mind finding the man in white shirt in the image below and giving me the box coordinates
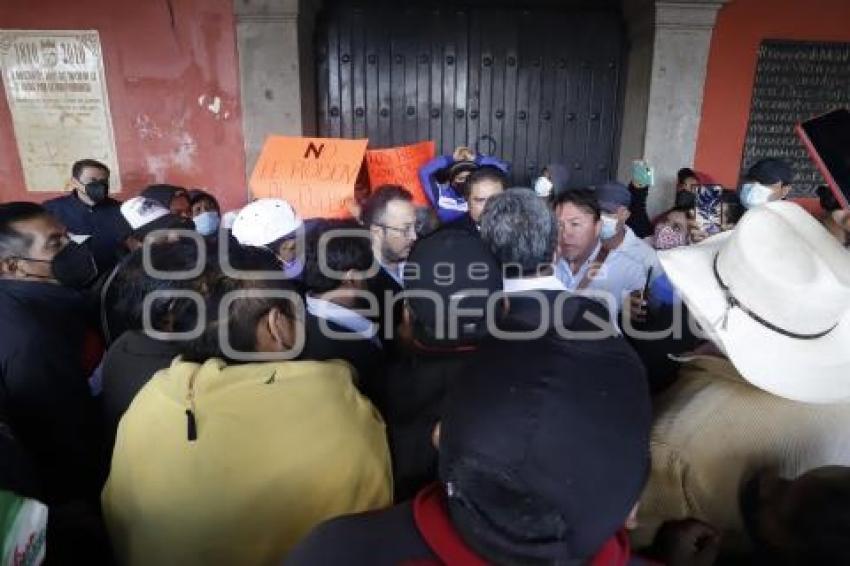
[553,188,646,316]
[479,189,616,339]
[596,182,663,283]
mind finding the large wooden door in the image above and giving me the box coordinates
[316,2,625,187]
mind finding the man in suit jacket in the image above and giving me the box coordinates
[361,185,418,346]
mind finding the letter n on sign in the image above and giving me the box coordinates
[304,142,324,159]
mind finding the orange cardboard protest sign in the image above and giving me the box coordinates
[250,136,368,218]
[365,140,435,206]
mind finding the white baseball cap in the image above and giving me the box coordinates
[120,197,170,231]
[231,198,303,247]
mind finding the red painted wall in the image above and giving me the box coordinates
[0,0,247,210]
[694,0,850,187]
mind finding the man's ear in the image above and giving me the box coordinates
[369,224,382,240]
[255,307,295,353]
[254,311,277,353]
[268,307,295,352]
[780,184,792,199]
[65,176,81,192]
[619,207,632,223]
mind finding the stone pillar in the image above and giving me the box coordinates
[619,0,730,217]
[234,0,321,179]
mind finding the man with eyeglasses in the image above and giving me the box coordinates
[361,185,418,348]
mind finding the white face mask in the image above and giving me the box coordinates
[533,176,554,198]
[600,215,619,240]
[739,182,775,209]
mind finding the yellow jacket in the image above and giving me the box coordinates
[102,358,392,566]
[635,355,850,550]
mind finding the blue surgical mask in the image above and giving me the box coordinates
[739,182,774,209]
[193,211,220,236]
[600,215,619,240]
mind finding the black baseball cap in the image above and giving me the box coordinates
[439,333,651,563]
[402,227,502,347]
[746,158,793,186]
[595,182,632,213]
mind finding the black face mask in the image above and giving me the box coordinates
[83,180,109,204]
[20,241,99,289]
[452,180,469,198]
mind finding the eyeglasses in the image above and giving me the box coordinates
[376,223,416,237]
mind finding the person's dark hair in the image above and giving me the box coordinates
[415,206,440,238]
[479,188,559,276]
[303,219,372,294]
[360,184,413,227]
[462,166,508,200]
[265,232,297,258]
[71,159,110,180]
[817,185,841,212]
[0,202,49,261]
[553,188,602,221]
[403,227,503,348]
[181,244,302,363]
[746,158,793,186]
[188,189,220,212]
[142,184,189,208]
[676,167,697,185]
[102,238,217,340]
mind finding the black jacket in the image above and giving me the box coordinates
[287,484,649,566]
[499,287,618,338]
[299,311,385,404]
[100,330,181,452]
[366,266,404,346]
[0,421,41,499]
[626,183,653,238]
[0,280,105,504]
[444,214,478,234]
[287,493,432,565]
[43,193,128,272]
[382,347,476,502]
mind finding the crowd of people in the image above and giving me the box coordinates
[1,148,850,565]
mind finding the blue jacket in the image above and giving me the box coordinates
[418,155,509,224]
